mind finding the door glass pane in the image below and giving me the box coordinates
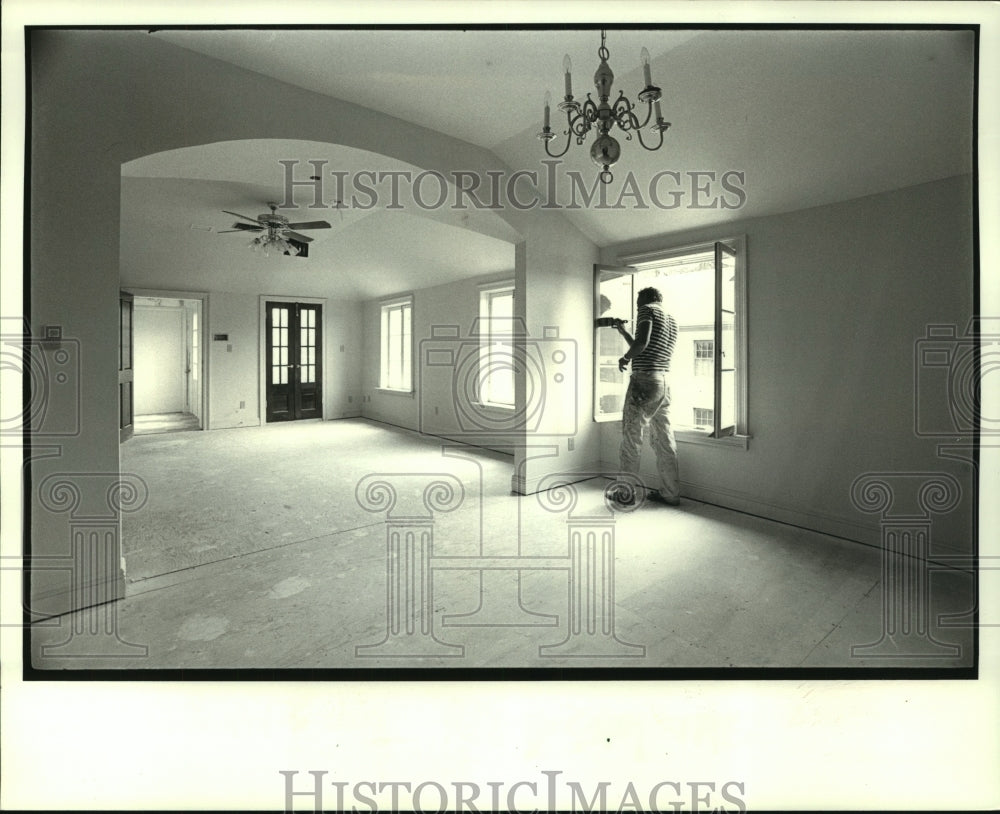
[120,300,132,371]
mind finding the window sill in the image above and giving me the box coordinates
[594,415,751,450]
[676,430,751,450]
[376,387,415,397]
[473,401,516,413]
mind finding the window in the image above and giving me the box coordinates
[693,407,714,429]
[478,284,515,407]
[693,339,713,376]
[594,237,748,445]
[380,298,412,391]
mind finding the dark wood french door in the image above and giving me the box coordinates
[265,301,322,422]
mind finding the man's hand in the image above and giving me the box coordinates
[618,356,629,372]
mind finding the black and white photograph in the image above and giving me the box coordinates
[2,0,998,811]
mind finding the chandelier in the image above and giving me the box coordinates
[249,219,300,257]
[538,29,671,183]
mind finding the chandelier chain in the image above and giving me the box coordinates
[598,29,609,61]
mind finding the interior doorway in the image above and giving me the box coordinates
[133,296,204,434]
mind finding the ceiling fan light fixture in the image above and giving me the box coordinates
[223,201,326,258]
[249,232,300,257]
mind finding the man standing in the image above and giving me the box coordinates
[612,286,680,507]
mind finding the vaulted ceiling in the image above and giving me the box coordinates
[121,27,974,299]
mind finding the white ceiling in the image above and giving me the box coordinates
[124,27,974,298]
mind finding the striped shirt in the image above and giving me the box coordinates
[631,303,677,372]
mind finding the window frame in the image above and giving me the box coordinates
[594,236,750,449]
[378,295,414,394]
[476,281,516,411]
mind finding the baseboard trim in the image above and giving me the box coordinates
[597,459,880,546]
[357,416,517,459]
[29,572,126,621]
[511,459,605,496]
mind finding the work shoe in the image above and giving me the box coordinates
[607,484,636,507]
[648,490,680,507]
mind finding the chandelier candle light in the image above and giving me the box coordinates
[538,29,671,183]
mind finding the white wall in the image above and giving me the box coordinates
[600,174,975,551]
[205,292,260,429]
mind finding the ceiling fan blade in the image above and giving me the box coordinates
[223,210,264,225]
[285,231,314,243]
[230,222,264,231]
[286,220,331,230]
[217,229,253,233]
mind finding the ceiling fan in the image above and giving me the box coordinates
[219,202,331,257]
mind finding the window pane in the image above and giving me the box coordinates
[389,305,400,339]
[380,301,412,390]
[721,248,736,314]
[595,273,633,417]
[487,343,515,405]
[380,308,389,386]
[721,312,735,372]
[720,309,736,432]
[635,251,714,430]
[720,369,736,432]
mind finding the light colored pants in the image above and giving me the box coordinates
[619,371,680,499]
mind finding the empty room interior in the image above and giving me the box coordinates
[26,27,978,672]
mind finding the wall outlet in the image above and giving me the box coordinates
[239,400,245,409]
[567,437,575,451]
[348,395,353,403]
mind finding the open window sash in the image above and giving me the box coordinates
[594,264,637,422]
[712,241,738,438]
